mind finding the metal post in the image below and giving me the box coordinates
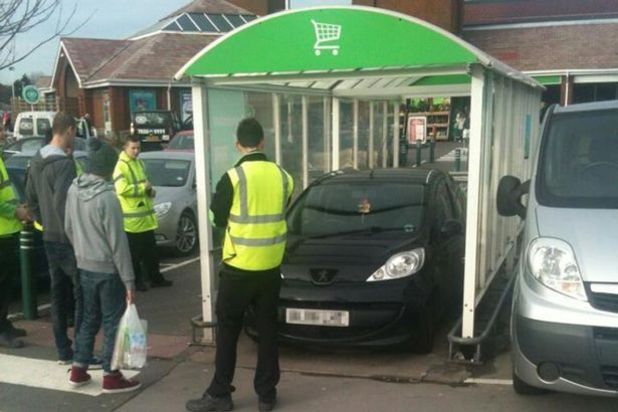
[415,139,422,167]
[20,224,37,320]
[302,96,309,188]
[273,94,282,165]
[332,97,340,171]
[429,137,436,163]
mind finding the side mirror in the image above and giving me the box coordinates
[497,176,530,219]
[441,219,463,238]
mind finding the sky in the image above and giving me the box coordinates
[0,0,351,85]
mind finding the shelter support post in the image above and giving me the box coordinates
[353,99,359,169]
[273,94,282,164]
[392,101,400,168]
[192,85,215,344]
[332,97,340,171]
[382,101,388,168]
[302,96,309,188]
[369,102,374,169]
[461,65,485,339]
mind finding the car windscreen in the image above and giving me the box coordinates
[537,109,618,208]
[287,182,424,237]
[168,134,194,150]
[133,112,172,128]
[141,158,190,187]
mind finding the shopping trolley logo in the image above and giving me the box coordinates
[311,19,341,56]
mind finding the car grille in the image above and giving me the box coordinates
[585,284,618,314]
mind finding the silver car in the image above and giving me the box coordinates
[140,151,198,256]
[498,100,618,397]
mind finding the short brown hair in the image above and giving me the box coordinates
[52,112,76,135]
[125,135,141,145]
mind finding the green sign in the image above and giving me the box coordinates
[22,85,40,104]
[180,8,478,78]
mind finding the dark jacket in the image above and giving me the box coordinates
[26,145,77,243]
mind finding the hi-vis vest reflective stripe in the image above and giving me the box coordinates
[113,152,157,233]
[34,159,83,232]
[0,158,22,236]
[223,161,292,271]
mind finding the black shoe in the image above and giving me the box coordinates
[151,279,173,288]
[259,397,277,412]
[136,283,149,292]
[186,394,233,412]
[0,332,24,348]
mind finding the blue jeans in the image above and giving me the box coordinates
[44,241,81,360]
[74,270,126,373]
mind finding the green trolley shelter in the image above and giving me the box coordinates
[175,6,543,357]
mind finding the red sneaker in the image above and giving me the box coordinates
[69,366,91,387]
[102,371,141,394]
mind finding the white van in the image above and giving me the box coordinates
[14,111,55,140]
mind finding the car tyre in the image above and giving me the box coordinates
[174,211,198,257]
[512,371,550,395]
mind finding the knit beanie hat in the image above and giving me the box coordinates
[88,138,118,177]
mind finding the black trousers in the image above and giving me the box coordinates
[126,230,165,286]
[207,265,281,402]
[0,234,19,334]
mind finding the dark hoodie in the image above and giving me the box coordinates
[26,145,76,243]
[65,174,135,290]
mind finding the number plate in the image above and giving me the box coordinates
[286,308,349,327]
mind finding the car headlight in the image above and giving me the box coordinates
[367,248,425,282]
[154,202,172,218]
[527,237,587,301]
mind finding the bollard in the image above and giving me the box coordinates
[429,138,436,163]
[455,148,461,172]
[415,140,422,167]
[20,224,38,320]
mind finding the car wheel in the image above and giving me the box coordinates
[174,211,198,256]
[512,371,550,395]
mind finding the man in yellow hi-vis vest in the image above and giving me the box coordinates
[186,119,293,412]
[0,156,30,348]
[113,136,172,291]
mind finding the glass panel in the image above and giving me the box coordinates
[245,91,275,160]
[280,95,303,197]
[163,21,181,31]
[225,14,245,28]
[357,101,370,169]
[339,100,354,169]
[373,102,386,168]
[242,14,257,22]
[191,13,218,32]
[207,14,233,32]
[307,96,327,183]
[176,14,199,32]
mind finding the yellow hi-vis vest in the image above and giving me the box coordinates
[0,158,22,236]
[113,151,157,233]
[223,161,293,271]
[34,159,84,232]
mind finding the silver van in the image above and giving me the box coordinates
[498,100,618,397]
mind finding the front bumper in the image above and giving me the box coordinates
[512,268,618,396]
[275,276,432,347]
[154,210,178,249]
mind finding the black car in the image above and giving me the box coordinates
[130,110,184,151]
[248,168,466,353]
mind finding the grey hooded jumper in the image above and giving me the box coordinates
[65,174,135,290]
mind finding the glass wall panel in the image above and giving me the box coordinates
[357,101,371,169]
[373,101,386,168]
[245,91,276,160]
[307,96,328,183]
[339,100,354,169]
[279,95,303,197]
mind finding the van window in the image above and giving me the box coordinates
[537,109,618,208]
[18,118,34,136]
[37,118,51,136]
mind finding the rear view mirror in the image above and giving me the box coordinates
[497,176,530,219]
[441,219,463,238]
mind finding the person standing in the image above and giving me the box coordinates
[66,138,140,393]
[0,156,30,348]
[186,118,293,412]
[25,112,91,364]
[113,136,172,291]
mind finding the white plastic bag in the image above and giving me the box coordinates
[111,304,148,370]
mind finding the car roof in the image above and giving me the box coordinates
[553,100,618,114]
[314,167,443,186]
[139,151,194,161]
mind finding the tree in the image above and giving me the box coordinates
[12,73,31,98]
[0,1,87,71]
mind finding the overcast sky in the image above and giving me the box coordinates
[0,0,352,84]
